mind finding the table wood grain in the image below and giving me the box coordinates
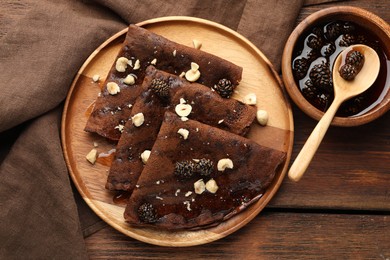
[85,0,389,258]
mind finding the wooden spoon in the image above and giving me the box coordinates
[288,44,380,182]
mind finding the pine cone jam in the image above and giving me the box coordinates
[291,20,389,117]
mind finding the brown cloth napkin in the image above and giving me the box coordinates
[0,0,303,258]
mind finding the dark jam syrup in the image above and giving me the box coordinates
[113,191,131,205]
[292,20,389,117]
[96,149,116,166]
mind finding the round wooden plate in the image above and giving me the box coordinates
[61,16,294,247]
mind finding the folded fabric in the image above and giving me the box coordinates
[0,0,304,258]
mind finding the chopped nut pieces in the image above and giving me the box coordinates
[217,158,233,172]
[151,58,157,65]
[106,82,120,95]
[175,103,192,117]
[86,149,98,164]
[183,201,191,211]
[114,124,125,133]
[92,74,100,82]
[181,116,189,122]
[243,93,257,105]
[177,128,189,140]
[140,150,151,164]
[256,110,268,126]
[194,179,206,194]
[133,59,141,70]
[192,39,202,49]
[185,62,201,82]
[131,112,144,127]
[173,49,177,57]
[115,57,129,72]
[123,74,136,85]
[205,179,218,193]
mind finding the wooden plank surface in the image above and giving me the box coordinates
[86,211,390,259]
[269,0,390,211]
[270,108,390,211]
[85,0,390,258]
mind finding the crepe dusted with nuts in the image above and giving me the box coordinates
[105,66,256,191]
[124,112,286,230]
[84,24,242,141]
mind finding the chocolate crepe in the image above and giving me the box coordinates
[124,112,286,230]
[84,24,242,140]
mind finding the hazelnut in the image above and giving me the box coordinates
[131,112,144,127]
[175,103,192,117]
[217,158,233,172]
[205,179,219,193]
[123,74,135,85]
[106,82,120,95]
[115,57,129,72]
[92,74,100,82]
[177,128,189,140]
[86,149,98,164]
[140,150,151,164]
[256,110,269,126]
[243,93,257,105]
[194,179,206,194]
[192,39,202,49]
[185,62,201,82]
[133,59,140,70]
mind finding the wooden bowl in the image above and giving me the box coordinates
[282,6,390,126]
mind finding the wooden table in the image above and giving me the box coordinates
[85,1,389,258]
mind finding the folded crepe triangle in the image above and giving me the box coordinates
[124,112,286,230]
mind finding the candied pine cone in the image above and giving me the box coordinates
[324,22,342,40]
[309,61,332,92]
[321,43,336,57]
[138,203,158,223]
[306,34,323,50]
[341,21,356,34]
[174,160,196,180]
[307,49,320,62]
[339,63,358,81]
[346,50,364,71]
[301,79,317,100]
[292,57,309,80]
[339,34,356,47]
[213,78,234,98]
[150,78,170,98]
[312,27,323,37]
[195,158,214,176]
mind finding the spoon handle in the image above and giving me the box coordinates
[288,98,343,182]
